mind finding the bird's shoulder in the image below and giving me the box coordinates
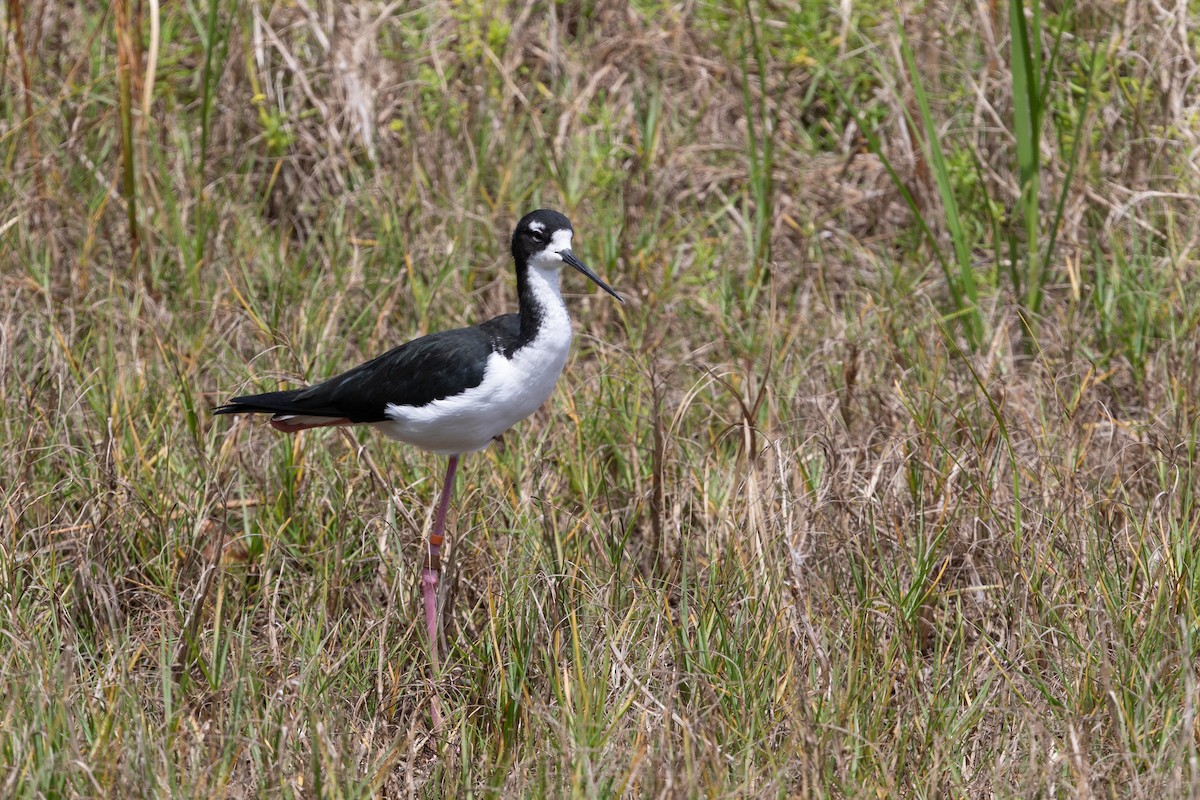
[475,313,521,354]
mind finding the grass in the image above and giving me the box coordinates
[3,0,1200,796]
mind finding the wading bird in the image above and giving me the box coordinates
[215,209,623,726]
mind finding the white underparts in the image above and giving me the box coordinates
[378,254,574,454]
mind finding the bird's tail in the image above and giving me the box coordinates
[214,390,352,432]
[212,389,306,416]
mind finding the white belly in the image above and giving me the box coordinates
[376,330,571,454]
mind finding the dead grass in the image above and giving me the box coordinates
[3,0,1200,796]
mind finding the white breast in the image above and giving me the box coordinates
[375,265,573,454]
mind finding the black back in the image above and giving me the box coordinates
[214,314,522,421]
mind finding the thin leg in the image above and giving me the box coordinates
[421,454,459,728]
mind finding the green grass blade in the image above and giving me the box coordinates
[1043,31,1101,276]
[899,30,983,348]
[1009,0,1043,316]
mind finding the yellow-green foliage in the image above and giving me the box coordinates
[2,0,1199,797]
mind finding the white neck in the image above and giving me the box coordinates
[525,264,571,336]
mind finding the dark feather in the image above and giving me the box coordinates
[214,314,522,422]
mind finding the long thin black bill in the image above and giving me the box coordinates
[561,251,624,304]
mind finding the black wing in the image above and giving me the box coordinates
[214,314,521,422]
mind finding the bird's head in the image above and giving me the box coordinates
[512,209,623,303]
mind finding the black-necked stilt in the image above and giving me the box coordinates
[215,209,622,726]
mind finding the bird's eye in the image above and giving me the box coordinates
[530,230,547,243]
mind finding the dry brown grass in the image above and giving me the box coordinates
[3,0,1200,796]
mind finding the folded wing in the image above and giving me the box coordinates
[214,317,519,427]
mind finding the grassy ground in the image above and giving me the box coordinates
[3,0,1200,796]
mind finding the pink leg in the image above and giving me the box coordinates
[421,454,459,728]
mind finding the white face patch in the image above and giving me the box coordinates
[549,228,573,255]
[528,220,545,234]
[527,228,575,272]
